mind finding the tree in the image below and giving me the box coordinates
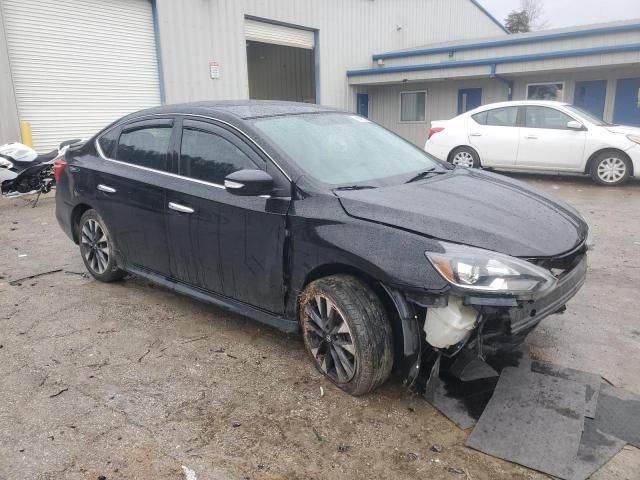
[504,0,549,33]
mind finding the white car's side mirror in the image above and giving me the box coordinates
[567,120,584,130]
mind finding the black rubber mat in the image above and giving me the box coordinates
[591,384,640,448]
[466,367,587,478]
[562,417,625,480]
[531,360,601,418]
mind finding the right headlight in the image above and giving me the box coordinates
[426,242,557,295]
[0,157,13,169]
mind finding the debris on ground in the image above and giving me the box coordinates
[430,444,444,453]
[9,268,63,286]
[423,345,640,480]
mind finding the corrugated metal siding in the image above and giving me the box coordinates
[0,3,19,145]
[245,19,314,49]
[154,0,506,109]
[1,0,161,150]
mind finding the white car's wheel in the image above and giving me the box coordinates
[450,147,480,168]
[590,151,631,186]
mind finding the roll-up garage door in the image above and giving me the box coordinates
[1,0,161,151]
[245,18,314,50]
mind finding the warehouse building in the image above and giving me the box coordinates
[0,0,639,151]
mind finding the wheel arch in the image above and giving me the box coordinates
[70,203,94,244]
[447,144,481,166]
[299,263,413,368]
[584,148,633,176]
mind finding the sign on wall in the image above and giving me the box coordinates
[209,62,220,79]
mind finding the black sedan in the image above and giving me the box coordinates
[55,101,588,395]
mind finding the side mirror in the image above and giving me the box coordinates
[224,169,273,196]
[567,120,584,130]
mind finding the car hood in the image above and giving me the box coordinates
[604,125,640,136]
[335,169,588,257]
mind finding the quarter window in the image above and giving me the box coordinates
[400,91,426,122]
[483,107,518,127]
[98,128,119,157]
[116,127,172,170]
[180,128,258,185]
[525,106,575,130]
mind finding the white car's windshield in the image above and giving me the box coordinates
[252,113,445,187]
[565,105,612,126]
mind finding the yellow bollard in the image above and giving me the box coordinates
[19,121,33,147]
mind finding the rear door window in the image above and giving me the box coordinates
[116,126,173,170]
[484,107,519,127]
[179,127,259,185]
[525,106,575,130]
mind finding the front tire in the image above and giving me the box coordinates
[590,151,631,186]
[449,146,480,168]
[299,275,394,396]
[78,209,125,282]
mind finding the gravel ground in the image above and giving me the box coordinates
[0,174,639,480]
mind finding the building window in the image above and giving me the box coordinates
[400,91,426,122]
[527,82,565,101]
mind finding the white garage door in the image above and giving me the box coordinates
[245,18,315,50]
[1,0,161,151]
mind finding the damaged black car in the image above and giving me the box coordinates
[55,101,589,396]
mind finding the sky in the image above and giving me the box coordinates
[479,0,640,29]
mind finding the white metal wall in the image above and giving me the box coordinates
[1,0,161,151]
[0,3,19,145]
[154,0,506,110]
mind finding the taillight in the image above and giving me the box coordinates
[428,127,444,139]
[53,157,67,182]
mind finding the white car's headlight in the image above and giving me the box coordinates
[426,243,557,295]
[627,134,640,145]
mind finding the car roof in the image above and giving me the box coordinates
[468,100,571,113]
[127,100,342,121]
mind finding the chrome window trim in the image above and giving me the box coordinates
[94,112,293,186]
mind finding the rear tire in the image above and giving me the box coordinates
[299,275,394,396]
[449,146,480,168]
[78,209,125,282]
[590,151,631,186]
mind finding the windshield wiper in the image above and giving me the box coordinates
[333,185,377,191]
[405,167,446,183]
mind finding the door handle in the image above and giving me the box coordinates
[524,135,538,140]
[97,184,116,193]
[469,132,482,137]
[168,202,194,214]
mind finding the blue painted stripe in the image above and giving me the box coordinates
[348,43,640,77]
[468,0,509,35]
[372,22,640,61]
[150,0,166,104]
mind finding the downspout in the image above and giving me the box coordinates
[490,64,513,101]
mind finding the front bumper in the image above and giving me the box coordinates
[471,252,588,351]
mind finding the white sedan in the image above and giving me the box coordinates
[425,100,640,186]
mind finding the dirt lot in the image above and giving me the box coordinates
[1,174,639,480]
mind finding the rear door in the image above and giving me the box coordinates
[165,118,290,313]
[516,106,586,170]
[468,106,520,166]
[94,119,174,275]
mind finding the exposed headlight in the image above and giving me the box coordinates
[426,243,557,295]
[627,134,640,145]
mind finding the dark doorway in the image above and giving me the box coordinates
[246,41,316,103]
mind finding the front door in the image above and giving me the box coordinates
[613,77,640,126]
[516,106,586,170]
[574,80,606,120]
[357,93,369,118]
[165,118,289,313]
[458,88,482,114]
[94,119,174,275]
